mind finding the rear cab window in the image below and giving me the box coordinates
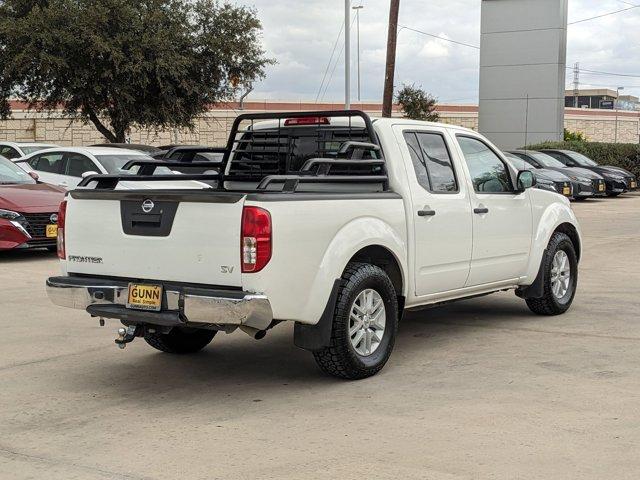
[227,124,381,179]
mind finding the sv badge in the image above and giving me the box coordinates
[220,266,235,274]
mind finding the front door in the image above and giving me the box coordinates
[395,126,473,296]
[455,134,532,286]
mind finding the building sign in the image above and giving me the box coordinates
[599,100,614,109]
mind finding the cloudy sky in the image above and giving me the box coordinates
[234,0,640,104]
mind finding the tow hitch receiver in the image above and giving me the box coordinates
[115,325,141,349]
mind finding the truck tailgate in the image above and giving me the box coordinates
[64,192,244,286]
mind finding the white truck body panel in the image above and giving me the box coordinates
[53,116,582,329]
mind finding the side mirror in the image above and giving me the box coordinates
[28,171,39,181]
[516,170,536,192]
[81,171,99,179]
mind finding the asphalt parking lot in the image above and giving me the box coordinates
[1,194,639,480]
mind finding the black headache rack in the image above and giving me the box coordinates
[77,110,389,192]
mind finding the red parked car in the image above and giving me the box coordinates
[0,155,65,251]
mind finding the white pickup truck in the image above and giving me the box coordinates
[46,111,582,379]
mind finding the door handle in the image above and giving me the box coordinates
[418,209,436,217]
[474,207,489,214]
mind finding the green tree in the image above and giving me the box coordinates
[0,0,273,142]
[396,84,439,122]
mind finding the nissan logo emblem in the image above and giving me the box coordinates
[142,199,155,213]
[50,213,58,224]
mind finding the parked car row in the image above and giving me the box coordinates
[505,149,637,201]
[0,141,222,251]
[0,135,637,254]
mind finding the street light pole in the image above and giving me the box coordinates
[345,0,351,109]
[353,5,364,102]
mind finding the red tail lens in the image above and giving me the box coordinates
[57,200,67,259]
[241,206,272,273]
[284,116,330,126]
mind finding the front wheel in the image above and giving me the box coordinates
[144,327,216,354]
[526,232,578,316]
[313,263,399,380]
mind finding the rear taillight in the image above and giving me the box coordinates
[241,206,271,273]
[57,200,67,259]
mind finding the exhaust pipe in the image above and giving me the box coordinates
[239,325,267,340]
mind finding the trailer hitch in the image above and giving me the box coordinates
[115,325,141,349]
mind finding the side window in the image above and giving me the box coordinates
[65,153,98,177]
[457,136,513,193]
[545,151,571,166]
[403,132,458,193]
[416,133,458,192]
[0,146,20,159]
[30,153,64,174]
[403,132,430,189]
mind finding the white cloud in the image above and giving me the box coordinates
[233,0,640,103]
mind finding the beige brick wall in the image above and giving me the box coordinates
[564,117,640,144]
[1,107,638,146]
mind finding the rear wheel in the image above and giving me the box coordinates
[313,263,398,380]
[144,327,216,354]
[526,232,578,316]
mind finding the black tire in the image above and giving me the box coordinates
[144,327,216,354]
[526,232,578,316]
[313,263,398,380]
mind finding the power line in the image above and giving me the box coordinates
[397,25,480,50]
[580,68,640,79]
[315,23,344,103]
[569,5,640,25]
[320,14,357,102]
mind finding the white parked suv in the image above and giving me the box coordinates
[0,141,59,159]
[46,111,582,379]
[16,147,156,190]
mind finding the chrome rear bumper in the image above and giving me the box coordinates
[46,276,273,331]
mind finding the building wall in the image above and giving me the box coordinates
[0,102,638,147]
[479,0,569,149]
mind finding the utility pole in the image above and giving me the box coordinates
[345,0,351,109]
[573,62,580,108]
[615,86,624,143]
[382,0,400,117]
[353,5,364,102]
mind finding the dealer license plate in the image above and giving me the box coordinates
[46,224,58,238]
[631,181,637,189]
[563,186,571,196]
[127,284,163,311]
[599,183,605,192]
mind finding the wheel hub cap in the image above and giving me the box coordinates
[349,289,386,357]
[550,250,571,299]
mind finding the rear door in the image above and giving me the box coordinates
[27,152,67,187]
[394,125,473,296]
[454,134,532,286]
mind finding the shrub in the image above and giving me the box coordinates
[563,129,586,142]
[525,140,640,179]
